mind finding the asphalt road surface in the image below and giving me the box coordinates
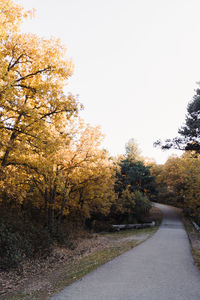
[50,203,200,300]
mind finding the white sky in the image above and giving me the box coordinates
[17,0,200,164]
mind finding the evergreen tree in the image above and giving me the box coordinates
[155,87,200,154]
[115,159,156,199]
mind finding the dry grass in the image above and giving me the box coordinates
[182,216,200,271]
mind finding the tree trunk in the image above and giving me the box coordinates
[1,112,24,167]
[58,186,71,232]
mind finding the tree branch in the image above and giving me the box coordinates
[15,67,52,83]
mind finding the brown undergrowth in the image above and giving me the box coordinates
[0,206,162,300]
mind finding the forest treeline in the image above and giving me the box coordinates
[1,0,200,271]
[151,152,200,223]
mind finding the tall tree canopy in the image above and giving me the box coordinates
[125,138,141,161]
[0,0,79,168]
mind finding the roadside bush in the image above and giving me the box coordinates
[108,190,151,225]
[25,223,53,258]
[91,219,114,232]
[0,222,25,270]
[132,191,152,222]
[0,217,53,270]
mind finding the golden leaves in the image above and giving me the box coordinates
[0,0,116,231]
[154,152,200,218]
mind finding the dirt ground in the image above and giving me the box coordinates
[0,232,151,298]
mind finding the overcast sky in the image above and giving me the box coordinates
[18,0,200,163]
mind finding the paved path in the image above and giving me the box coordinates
[50,203,200,300]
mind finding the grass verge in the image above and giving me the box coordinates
[182,215,200,271]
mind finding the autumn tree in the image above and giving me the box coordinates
[152,153,200,224]
[0,0,79,170]
[0,0,80,212]
[0,0,116,233]
[13,118,115,233]
[0,1,117,270]
[153,155,186,206]
[179,154,200,223]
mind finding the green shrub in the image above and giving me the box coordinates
[0,218,53,270]
[132,191,152,221]
[26,224,53,258]
[0,222,25,270]
[91,219,113,232]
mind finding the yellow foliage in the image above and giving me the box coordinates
[0,1,116,233]
[154,152,200,220]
